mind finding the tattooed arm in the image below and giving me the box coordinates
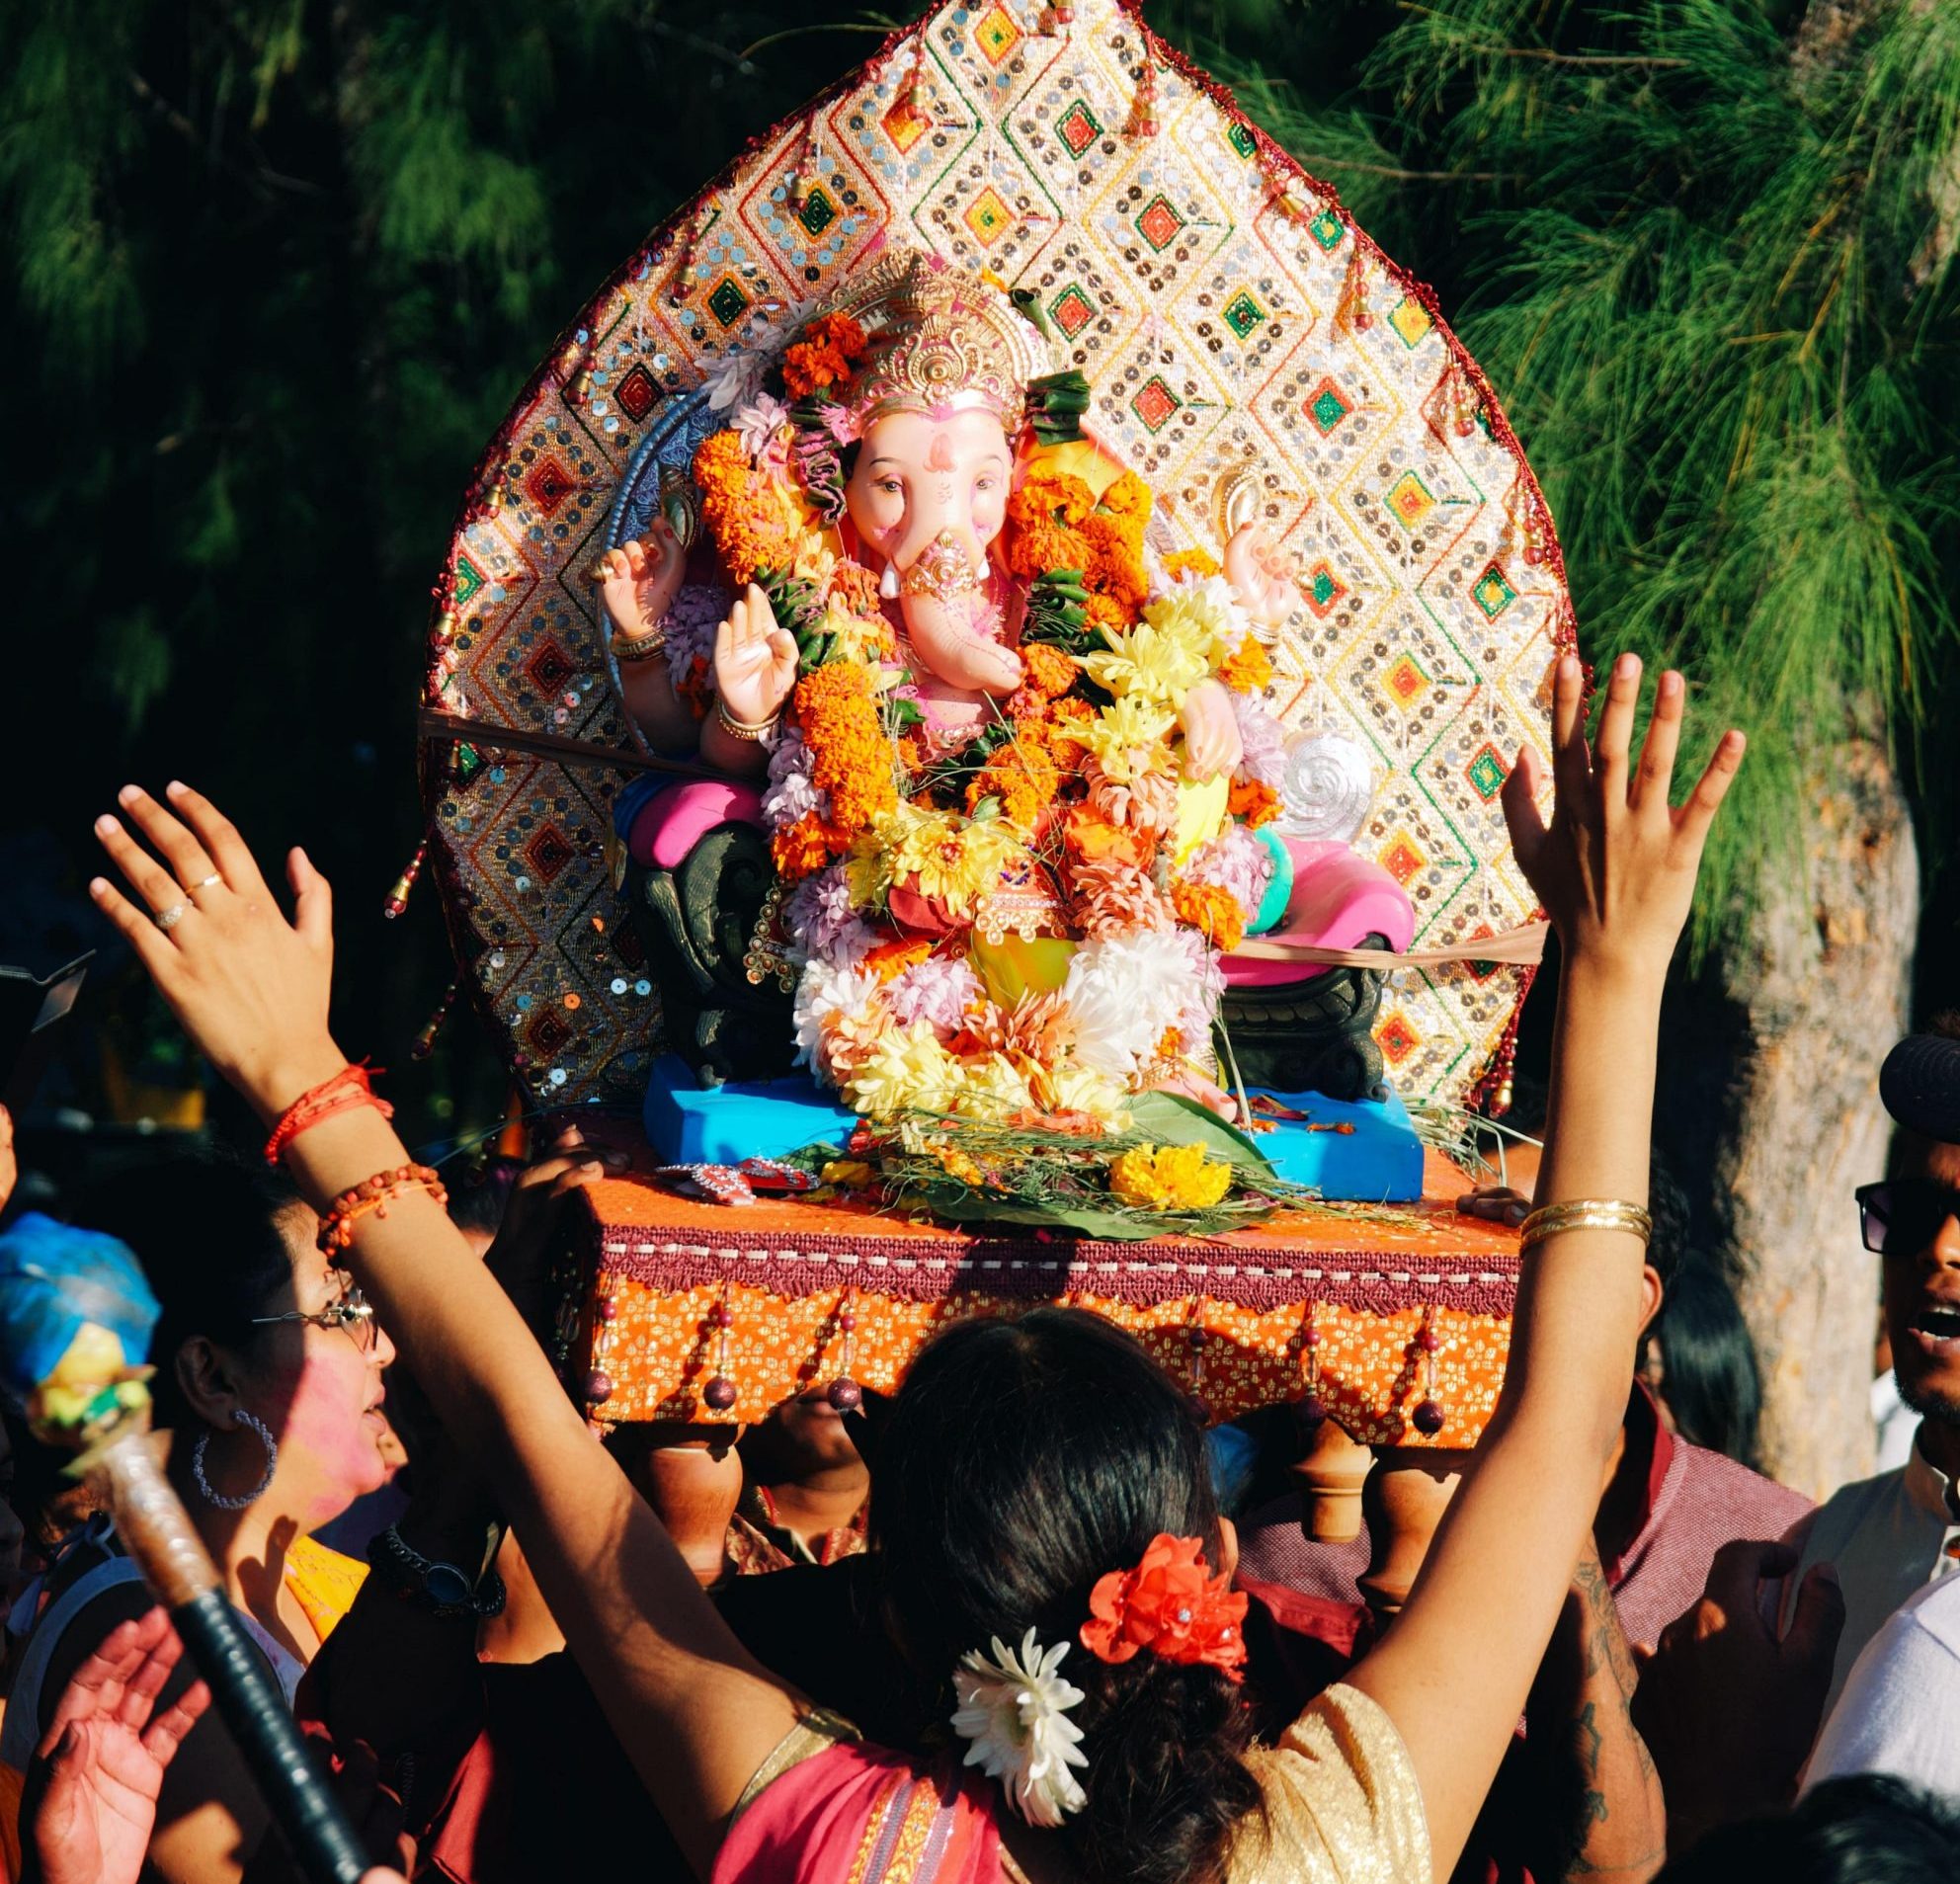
[1524,1539,1667,1883]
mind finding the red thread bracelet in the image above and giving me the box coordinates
[265,1063,394,1166]
[316,1164,449,1256]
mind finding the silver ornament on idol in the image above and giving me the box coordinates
[1278,729,1375,844]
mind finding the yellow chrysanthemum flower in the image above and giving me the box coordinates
[844,1021,962,1118]
[886,807,1027,916]
[1082,696,1176,782]
[956,1052,1039,1121]
[1107,1142,1236,1210]
[1082,617,1212,704]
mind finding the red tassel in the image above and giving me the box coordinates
[383,841,428,920]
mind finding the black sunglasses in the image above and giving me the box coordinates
[1855,1180,1960,1258]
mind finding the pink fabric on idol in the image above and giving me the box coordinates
[711,1741,1001,1884]
[626,781,767,869]
[1221,840,1417,989]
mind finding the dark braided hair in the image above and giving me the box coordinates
[873,1309,1264,1884]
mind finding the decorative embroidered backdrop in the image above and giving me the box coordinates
[422,0,1571,1114]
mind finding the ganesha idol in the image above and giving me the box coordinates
[594,248,1414,1142]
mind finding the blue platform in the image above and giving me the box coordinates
[643,1055,1425,1203]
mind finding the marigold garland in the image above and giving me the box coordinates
[1171,879,1248,953]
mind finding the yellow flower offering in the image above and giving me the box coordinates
[1107,1143,1236,1211]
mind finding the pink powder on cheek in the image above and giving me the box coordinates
[275,1343,388,1527]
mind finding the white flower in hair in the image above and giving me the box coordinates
[950,1627,1090,1828]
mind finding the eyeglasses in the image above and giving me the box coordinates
[1855,1181,1960,1258]
[251,1287,378,1353]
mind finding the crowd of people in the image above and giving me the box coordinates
[0,654,1954,1883]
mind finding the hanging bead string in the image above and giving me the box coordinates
[1335,245,1373,337]
[1298,1302,1327,1430]
[382,839,429,920]
[1185,1301,1211,1424]
[1504,473,1553,568]
[669,208,706,309]
[586,1275,618,1411]
[827,1289,862,1411]
[410,981,457,1062]
[1424,359,1480,445]
[786,116,821,216]
[703,1285,738,1413]
[1259,145,1312,222]
[1125,41,1160,140]
[1411,1308,1445,1436]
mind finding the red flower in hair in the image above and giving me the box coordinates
[1079,1533,1249,1683]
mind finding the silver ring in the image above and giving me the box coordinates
[155,903,188,933]
[188,872,223,894]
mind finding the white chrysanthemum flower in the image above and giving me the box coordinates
[950,1628,1090,1829]
[1061,931,1205,1078]
[791,963,880,1072]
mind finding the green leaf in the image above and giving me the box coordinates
[1127,1090,1275,1175]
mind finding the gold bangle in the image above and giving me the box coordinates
[715,700,779,743]
[1518,1200,1653,1252]
[611,630,669,664]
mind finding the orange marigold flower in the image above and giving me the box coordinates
[1096,471,1153,523]
[676,653,712,718]
[1009,467,1097,529]
[1081,515,1149,606]
[802,312,867,360]
[1020,641,1078,699]
[694,429,799,585]
[862,938,934,983]
[781,339,853,398]
[1082,592,1133,637]
[772,812,838,884]
[1063,806,1156,872]
[1217,635,1274,695]
[1172,879,1247,952]
[1003,520,1089,583]
[1228,778,1281,828]
[1163,547,1222,582]
[828,560,885,615]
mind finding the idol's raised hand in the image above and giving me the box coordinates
[88,783,346,1123]
[711,582,800,728]
[1502,653,1744,980]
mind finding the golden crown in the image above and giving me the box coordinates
[821,248,1055,435]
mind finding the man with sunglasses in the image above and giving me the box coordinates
[1788,1017,1960,1717]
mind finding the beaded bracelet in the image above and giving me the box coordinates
[316,1164,449,1256]
[264,1063,394,1167]
[1517,1199,1653,1253]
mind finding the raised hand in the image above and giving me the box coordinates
[712,583,799,728]
[28,1607,211,1884]
[88,783,346,1123]
[596,518,687,643]
[1222,524,1295,631]
[1178,678,1244,782]
[1502,653,1744,980]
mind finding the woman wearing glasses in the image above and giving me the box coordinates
[0,1152,396,1884]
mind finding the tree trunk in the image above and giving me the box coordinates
[1706,736,1919,1498]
